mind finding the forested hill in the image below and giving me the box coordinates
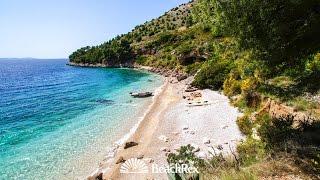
[69,1,195,67]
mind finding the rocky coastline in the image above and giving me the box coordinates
[67,62,189,82]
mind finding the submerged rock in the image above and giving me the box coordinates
[94,99,114,105]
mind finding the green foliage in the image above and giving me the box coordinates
[218,169,257,180]
[69,38,132,65]
[185,62,203,75]
[305,52,320,75]
[223,70,241,97]
[135,55,147,65]
[198,0,320,64]
[69,2,194,66]
[236,115,253,136]
[237,137,266,166]
[167,145,203,180]
[193,58,233,89]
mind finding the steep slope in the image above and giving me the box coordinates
[69,1,203,71]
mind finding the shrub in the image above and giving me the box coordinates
[237,137,266,166]
[202,0,320,64]
[305,52,320,74]
[219,169,257,180]
[241,77,259,94]
[167,145,203,180]
[192,58,233,89]
[257,115,297,150]
[223,71,241,97]
[135,55,147,65]
[237,115,253,136]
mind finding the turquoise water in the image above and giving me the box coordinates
[0,59,163,179]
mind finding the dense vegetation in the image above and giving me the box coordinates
[69,1,196,67]
[70,0,320,178]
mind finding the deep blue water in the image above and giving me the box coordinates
[0,59,163,179]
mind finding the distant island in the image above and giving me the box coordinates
[70,0,320,179]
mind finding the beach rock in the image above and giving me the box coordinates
[158,135,169,142]
[124,141,138,149]
[177,74,188,81]
[116,156,125,164]
[202,137,211,144]
[160,147,170,152]
[137,154,144,159]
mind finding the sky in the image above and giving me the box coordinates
[0,0,189,59]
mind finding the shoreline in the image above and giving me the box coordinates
[86,70,243,179]
[85,69,168,179]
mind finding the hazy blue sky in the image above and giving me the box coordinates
[0,0,188,58]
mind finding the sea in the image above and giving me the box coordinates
[0,58,163,179]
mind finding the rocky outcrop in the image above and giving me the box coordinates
[253,98,318,129]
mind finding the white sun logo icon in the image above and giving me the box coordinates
[120,158,149,174]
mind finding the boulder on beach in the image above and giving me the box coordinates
[177,74,188,81]
[116,156,125,164]
[137,154,144,159]
[124,141,138,149]
[160,147,170,152]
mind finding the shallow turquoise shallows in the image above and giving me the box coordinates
[0,59,163,179]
